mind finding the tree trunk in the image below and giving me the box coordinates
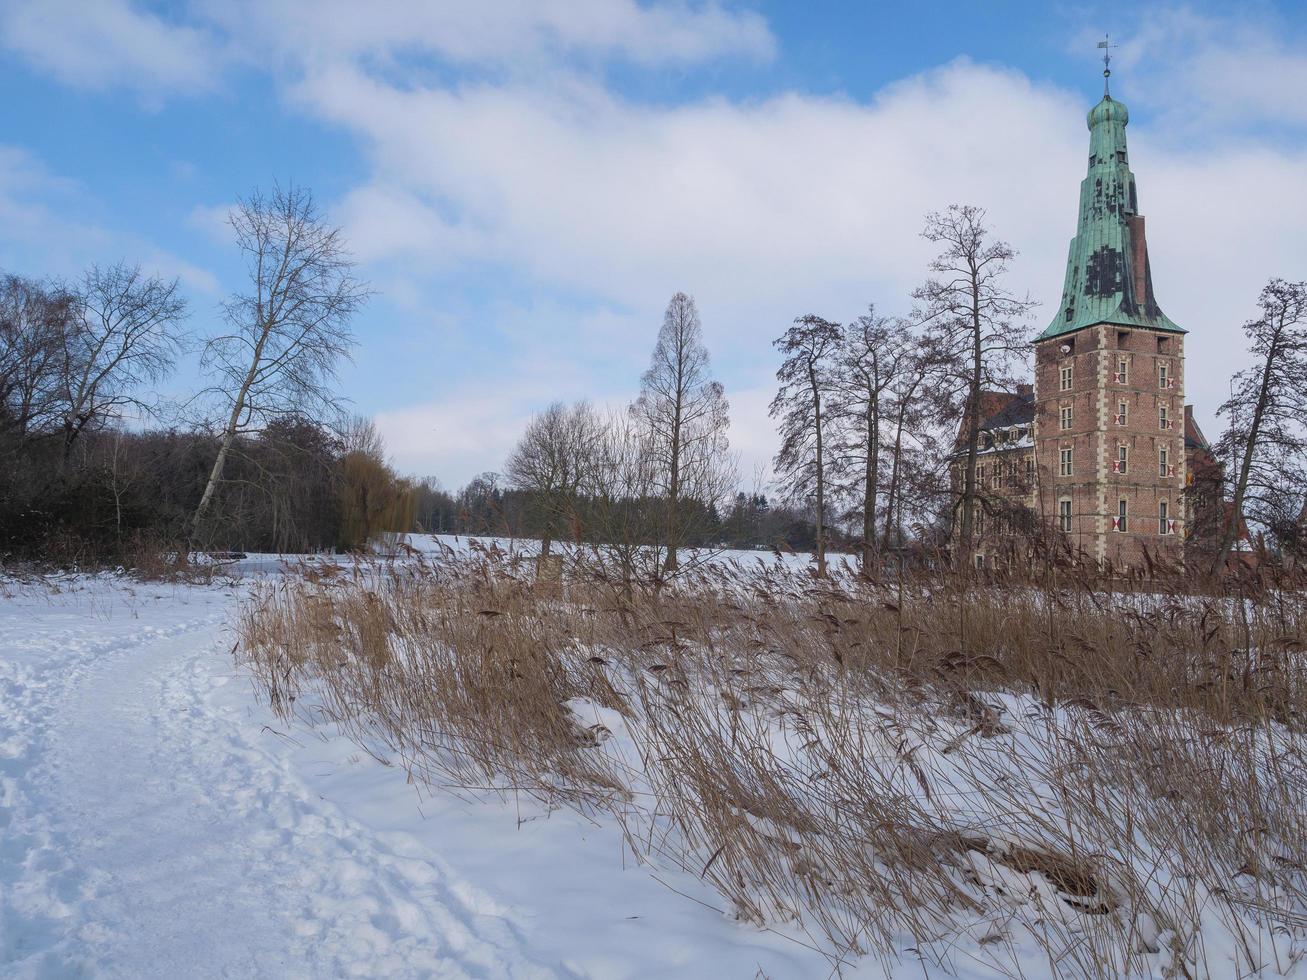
[191,322,272,543]
[1210,335,1279,578]
[884,405,907,553]
[810,361,827,577]
[191,427,236,544]
[958,280,983,569]
[664,361,684,577]
[862,396,879,574]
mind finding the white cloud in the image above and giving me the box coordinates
[205,0,774,70]
[1112,8,1307,130]
[0,0,221,99]
[295,50,1307,484]
[302,60,1080,321]
[6,2,1304,489]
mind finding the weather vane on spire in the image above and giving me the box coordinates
[1097,34,1116,96]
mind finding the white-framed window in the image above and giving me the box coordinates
[1115,357,1128,384]
[1158,362,1170,389]
[977,463,986,486]
[975,553,986,569]
[992,462,1002,489]
[1114,498,1128,533]
[1026,456,1035,482]
[1115,444,1128,474]
[1060,405,1073,430]
[1116,401,1128,426]
[1159,447,1169,478]
[1058,498,1072,533]
[1060,365,1073,392]
[1059,448,1073,477]
[1159,403,1170,430]
[1159,500,1170,535]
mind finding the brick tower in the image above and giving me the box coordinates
[1032,69,1186,568]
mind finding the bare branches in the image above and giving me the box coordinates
[1212,278,1307,573]
[0,273,73,441]
[827,308,921,571]
[770,315,843,576]
[192,184,369,541]
[506,401,603,559]
[913,205,1035,560]
[632,292,734,576]
[60,263,187,452]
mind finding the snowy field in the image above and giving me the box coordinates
[0,559,867,979]
[2,544,1303,979]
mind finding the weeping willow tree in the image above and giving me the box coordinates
[338,418,416,552]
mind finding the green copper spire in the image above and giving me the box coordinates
[1038,81,1184,341]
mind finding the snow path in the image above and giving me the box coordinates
[0,582,555,979]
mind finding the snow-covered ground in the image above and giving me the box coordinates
[0,571,886,978]
[394,531,864,575]
[4,553,1300,979]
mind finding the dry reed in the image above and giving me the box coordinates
[236,548,1307,978]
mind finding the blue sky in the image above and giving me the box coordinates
[3,1,1306,486]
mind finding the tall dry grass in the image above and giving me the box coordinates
[237,549,1307,978]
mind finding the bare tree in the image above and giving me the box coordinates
[771,315,843,577]
[59,263,186,454]
[0,273,73,440]
[913,205,1034,563]
[191,185,368,540]
[506,400,601,559]
[582,408,662,589]
[1210,279,1307,575]
[881,331,941,554]
[830,307,918,573]
[632,292,733,576]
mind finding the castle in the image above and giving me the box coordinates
[958,66,1221,570]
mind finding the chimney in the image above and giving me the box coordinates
[1016,383,1033,397]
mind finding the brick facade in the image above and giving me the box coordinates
[1032,324,1185,568]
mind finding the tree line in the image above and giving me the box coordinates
[0,184,415,562]
[3,183,1302,576]
[496,203,1306,579]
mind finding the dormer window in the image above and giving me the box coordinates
[1116,150,1127,163]
[1089,154,1097,166]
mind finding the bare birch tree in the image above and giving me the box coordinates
[506,400,601,559]
[913,205,1034,564]
[191,185,367,541]
[59,263,186,455]
[631,292,733,576]
[771,315,843,577]
[1210,279,1307,575]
